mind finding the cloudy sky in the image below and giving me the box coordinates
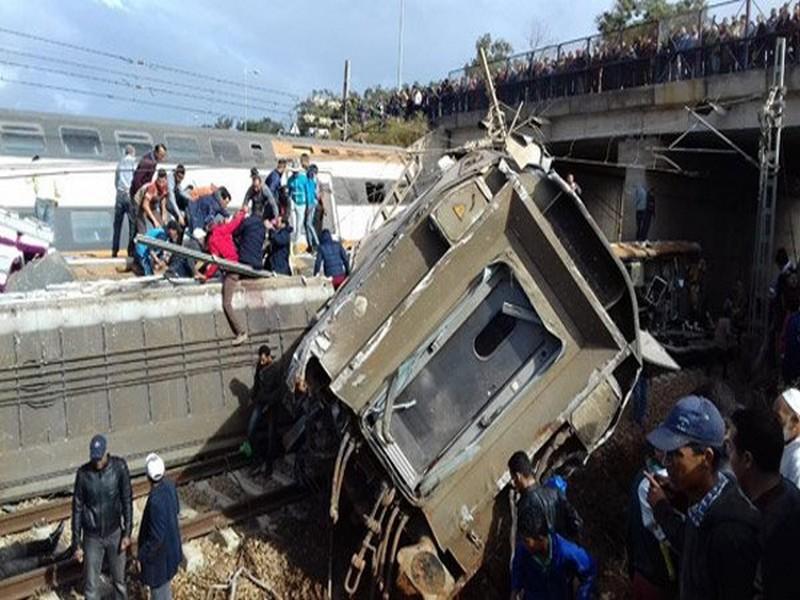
[0,0,614,127]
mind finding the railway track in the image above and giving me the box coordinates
[0,483,308,600]
[0,451,249,537]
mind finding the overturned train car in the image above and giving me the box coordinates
[291,133,642,596]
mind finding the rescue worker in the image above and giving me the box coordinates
[512,498,596,600]
[267,214,293,275]
[166,164,191,227]
[71,434,133,600]
[134,169,169,234]
[235,209,267,271]
[244,170,278,221]
[507,451,583,538]
[134,221,180,276]
[200,209,248,345]
[137,453,182,600]
[130,143,166,199]
[313,229,350,290]
[186,187,231,233]
[265,159,286,200]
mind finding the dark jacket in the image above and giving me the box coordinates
[672,477,760,600]
[235,215,266,270]
[71,456,133,545]
[519,484,583,539]
[753,477,800,599]
[130,151,158,198]
[314,230,349,277]
[186,193,229,231]
[138,479,182,589]
[244,186,278,221]
[268,225,292,275]
[265,169,282,199]
[252,362,283,406]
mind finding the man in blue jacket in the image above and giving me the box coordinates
[512,497,596,600]
[314,229,350,289]
[267,215,293,275]
[137,453,182,600]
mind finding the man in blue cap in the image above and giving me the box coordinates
[71,434,133,600]
[645,396,760,600]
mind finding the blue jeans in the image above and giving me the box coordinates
[150,581,172,600]
[632,376,648,425]
[305,204,319,251]
[83,528,127,600]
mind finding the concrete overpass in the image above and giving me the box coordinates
[439,66,800,313]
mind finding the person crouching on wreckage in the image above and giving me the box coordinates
[134,220,180,276]
[196,206,249,346]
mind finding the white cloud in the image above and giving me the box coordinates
[92,0,128,11]
[52,92,89,114]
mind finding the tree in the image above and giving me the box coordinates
[596,0,706,35]
[464,33,514,75]
[212,116,235,130]
[525,19,553,52]
[236,117,284,134]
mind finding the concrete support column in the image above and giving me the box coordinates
[617,136,661,241]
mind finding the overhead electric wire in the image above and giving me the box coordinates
[0,26,300,100]
[0,74,258,120]
[0,57,294,116]
[0,46,297,110]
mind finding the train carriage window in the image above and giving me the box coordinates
[0,124,45,155]
[166,135,201,162]
[70,211,113,245]
[114,131,153,158]
[365,182,385,204]
[210,139,242,163]
[61,127,103,156]
[250,142,265,161]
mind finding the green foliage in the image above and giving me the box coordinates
[465,33,515,76]
[350,114,429,147]
[211,115,235,130]
[596,0,706,35]
[236,117,284,134]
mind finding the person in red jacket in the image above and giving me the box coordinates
[201,209,248,345]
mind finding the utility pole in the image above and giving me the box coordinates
[244,68,260,132]
[750,37,786,336]
[342,59,351,141]
[396,0,405,89]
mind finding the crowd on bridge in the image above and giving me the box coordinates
[349,2,800,126]
[111,143,351,345]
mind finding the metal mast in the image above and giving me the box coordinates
[750,37,786,335]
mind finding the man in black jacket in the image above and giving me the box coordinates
[507,451,583,538]
[646,396,760,600]
[241,346,283,472]
[727,407,800,599]
[72,434,133,600]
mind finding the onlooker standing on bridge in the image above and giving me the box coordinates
[137,453,182,600]
[130,143,167,199]
[112,144,137,258]
[71,434,133,600]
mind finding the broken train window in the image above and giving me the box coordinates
[366,263,563,487]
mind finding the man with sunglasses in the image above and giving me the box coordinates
[645,395,760,600]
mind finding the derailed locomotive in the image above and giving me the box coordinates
[288,122,642,596]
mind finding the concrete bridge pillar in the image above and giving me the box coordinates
[617,136,661,241]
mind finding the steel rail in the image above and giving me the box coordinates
[0,483,307,600]
[0,451,247,537]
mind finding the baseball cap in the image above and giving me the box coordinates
[647,395,725,452]
[145,453,165,481]
[780,388,800,416]
[89,434,107,461]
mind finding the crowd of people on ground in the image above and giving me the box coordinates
[112,144,351,345]
[342,2,800,129]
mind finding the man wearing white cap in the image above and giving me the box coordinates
[773,387,800,488]
[137,453,182,600]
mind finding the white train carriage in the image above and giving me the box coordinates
[0,109,407,252]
